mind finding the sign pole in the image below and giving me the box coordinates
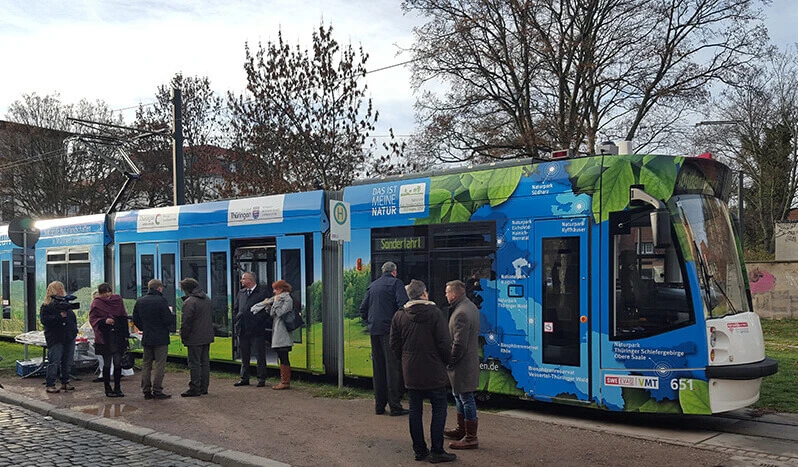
[22,231,28,360]
[337,239,344,389]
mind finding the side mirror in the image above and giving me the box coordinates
[650,209,671,248]
[630,185,671,247]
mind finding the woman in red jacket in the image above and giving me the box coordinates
[90,283,129,397]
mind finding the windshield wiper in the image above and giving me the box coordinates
[693,240,738,317]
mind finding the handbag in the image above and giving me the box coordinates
[284,308,305,333]
[120,350,134,370]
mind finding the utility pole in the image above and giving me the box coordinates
[172,88,185,206]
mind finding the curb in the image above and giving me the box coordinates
[0,388,289,467]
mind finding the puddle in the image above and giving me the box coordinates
[73,403,138,418]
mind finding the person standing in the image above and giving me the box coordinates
[89,283,129,398]
[359,261,409,416]
[132,279,173,400]
[233,271,270,387]
[179,278,215,397]
[40,281,79,394]
[444,280,481,449]
[390,280,455,463]
[266,280,295,390]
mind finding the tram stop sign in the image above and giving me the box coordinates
[330,200,350,242]
[8,217,40,248]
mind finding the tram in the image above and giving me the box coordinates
[0,152,778,414]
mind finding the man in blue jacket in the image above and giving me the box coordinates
[359,261,409,416]
[133,279,174,400]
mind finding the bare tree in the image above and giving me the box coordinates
[134,73,227,205]
[403,0,768,162]
[0,93,124,218]
[693,47,798,255]
[229,22,396,192]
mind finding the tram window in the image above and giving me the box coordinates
[46,247,90,294]
[542,237,580,366]
[611,210,693,340]
[431,222,494,249]
[119,244,137,299]
[281,248,302,312]
[2,260,9,319]
[429,252,492,313]
[140,255,155,292]
[181,241,207,290]
[371,226,429,284]
[210,252,230,336]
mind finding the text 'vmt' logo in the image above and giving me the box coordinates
[252,206,260,220]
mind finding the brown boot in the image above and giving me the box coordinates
[273,364,291,390]
[449,419,478,450]
[443,412,465,440]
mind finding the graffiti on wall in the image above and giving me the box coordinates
[748,267,776,294]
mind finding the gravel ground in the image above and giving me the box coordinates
[0,369,732,466]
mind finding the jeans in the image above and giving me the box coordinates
[187,344,210,393]
[141,345,168,395]
[45,341,75,387]
[408,388,448,455]
[238,335,267,381]
[453,391,478,420]
[371,334,403,412]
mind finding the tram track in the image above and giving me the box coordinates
[497,404,798,465]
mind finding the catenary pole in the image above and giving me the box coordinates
[172,88,185,206]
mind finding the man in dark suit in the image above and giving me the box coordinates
[233,271,270,387]
[359,261,409,416]
[133,279,174,400]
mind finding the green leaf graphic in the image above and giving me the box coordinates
[679,379,711,414]
[640,156,679,202]
[448,201,472,222]
[639,398,681,413]
[599,158,635,222]
[487,166,523,207]
[429,188,451,206]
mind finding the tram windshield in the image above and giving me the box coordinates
[674,195,748,318]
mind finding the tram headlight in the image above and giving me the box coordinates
[709,327,716,348]
[710,349,715,362]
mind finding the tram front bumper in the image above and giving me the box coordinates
[705,357,779,380]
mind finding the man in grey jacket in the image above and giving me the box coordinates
[443,280,481,449]
[359,261,409,416]
[179,278,215,397]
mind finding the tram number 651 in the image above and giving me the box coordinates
[670,378,694,391]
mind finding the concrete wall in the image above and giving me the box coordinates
[775,222,798,261]
[747,261,798,319]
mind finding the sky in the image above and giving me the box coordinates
[1,0,797,140]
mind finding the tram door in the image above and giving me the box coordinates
[534,218,590,399]
[276,236,306,332]
[207,240,231,338]
[137,242,178,332]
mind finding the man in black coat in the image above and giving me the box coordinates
[233,271,270,387]
[390,279,454,463]
[132,279,174,399]
[359,261,409,416]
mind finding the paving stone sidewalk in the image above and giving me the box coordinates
[0,402,215,467]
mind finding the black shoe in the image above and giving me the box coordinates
[428,451,456,463]
[390,408,410,416]
[233,380,250,387]
[114,390,125,397]
[152,393,172,399]
[256,380,266,387]
[181,390,202,397]
[143,392,153,400]
[201,390,208,395]
[414,450,429,461]
[375,409,386,415]
[106,391,121,398]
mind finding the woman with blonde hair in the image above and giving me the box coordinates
[40,281,79,393]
